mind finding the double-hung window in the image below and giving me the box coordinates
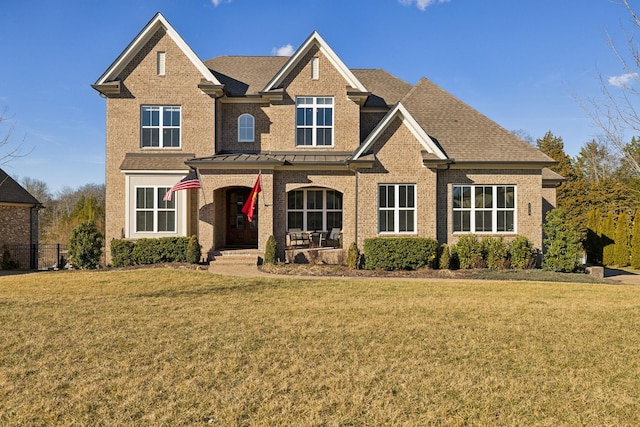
[287,188,343,231]
[296,97,333,146]
[141,106,181,148]
[135,186,176,233]
[378,184,416,233]
[452,185,515,233]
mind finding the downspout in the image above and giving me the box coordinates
[347,162,358,246]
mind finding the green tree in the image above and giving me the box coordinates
[536,131,575,179]
[602,212,616,266]
[631,211,640,269]
[542,209,583,272]
[614,212,631,267]
[68,222,104,269]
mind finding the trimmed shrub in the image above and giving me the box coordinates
[484,236,509,270]
[186,235,201,264]
[264,235,278,265]
[631,211,640,269]
[111,236,193,267]
[346,242,360,269]
[110,239,135,267]
[614,212,631,267]
[363,238,438,270]
[438,244,451,270]
[542,209,582,272]
[509,236,534,269]
[69,221,104,269]
[1,246,19,270]
[455,234,484,269]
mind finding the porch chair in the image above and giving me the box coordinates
[326,228,342,247]
[287,229,310,247]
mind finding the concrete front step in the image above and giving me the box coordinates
[209,249,262,271]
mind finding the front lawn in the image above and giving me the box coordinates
[1,269,639,425]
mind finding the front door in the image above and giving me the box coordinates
[226,188,258,248]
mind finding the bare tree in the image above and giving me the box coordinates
[585,0,640,176]
[0,107,29,165]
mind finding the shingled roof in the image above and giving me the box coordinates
[0,168,41,205]
[204,56,288,97]
[204,56,411,107]
[203,54,553,165]
[401,78,555,164]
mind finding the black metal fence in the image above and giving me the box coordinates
[2,244,68,270]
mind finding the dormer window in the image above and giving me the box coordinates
[238,113,255,142]
[296,97,333,147]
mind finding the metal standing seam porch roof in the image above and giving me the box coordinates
[185,152,376,168]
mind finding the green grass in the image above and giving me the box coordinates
[1,269,640,425]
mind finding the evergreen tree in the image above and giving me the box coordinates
[631,210,640,269]
[602,212,616,266]
[542,209,583,272]
[68,222,104,269]
[536,131,575,179]
[614,212,631,267]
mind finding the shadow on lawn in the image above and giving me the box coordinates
[604,268,640,278]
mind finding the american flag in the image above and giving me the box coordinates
[163,169,201,201]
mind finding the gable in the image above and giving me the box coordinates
[262,31,367,93]
[352,102,447,162]
[94,13,220,87]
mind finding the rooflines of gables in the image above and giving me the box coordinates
[351,102,448,162]
[262,31,368,94]
[92,12,222,95]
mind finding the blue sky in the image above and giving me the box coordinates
[0,0,635,193]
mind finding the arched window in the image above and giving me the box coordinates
[238,113,254,142]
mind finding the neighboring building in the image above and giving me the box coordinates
[0,168,42,267]
[93,13,558,263]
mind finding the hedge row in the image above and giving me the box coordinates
[363,238,438,270]
[448,235,535,270]
[110,236,201,267]
[359,235,535,271]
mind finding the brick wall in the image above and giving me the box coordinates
[436,168,544,250]
[356,116,438,248]
[103,28,216,262]
[254,47,361,153]
[0,205,33,247]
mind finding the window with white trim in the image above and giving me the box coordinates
[378,184,416,233]
[287,188,342,231]
[135,186,176,232]
[238,113,254,142]
[452,185,515,233]
[141,106,181,148]
[296,97,333,146]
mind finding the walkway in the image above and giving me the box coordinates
[604,268,640,286]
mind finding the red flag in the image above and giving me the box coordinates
[163,169,201,201]
[242,173,261,222]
